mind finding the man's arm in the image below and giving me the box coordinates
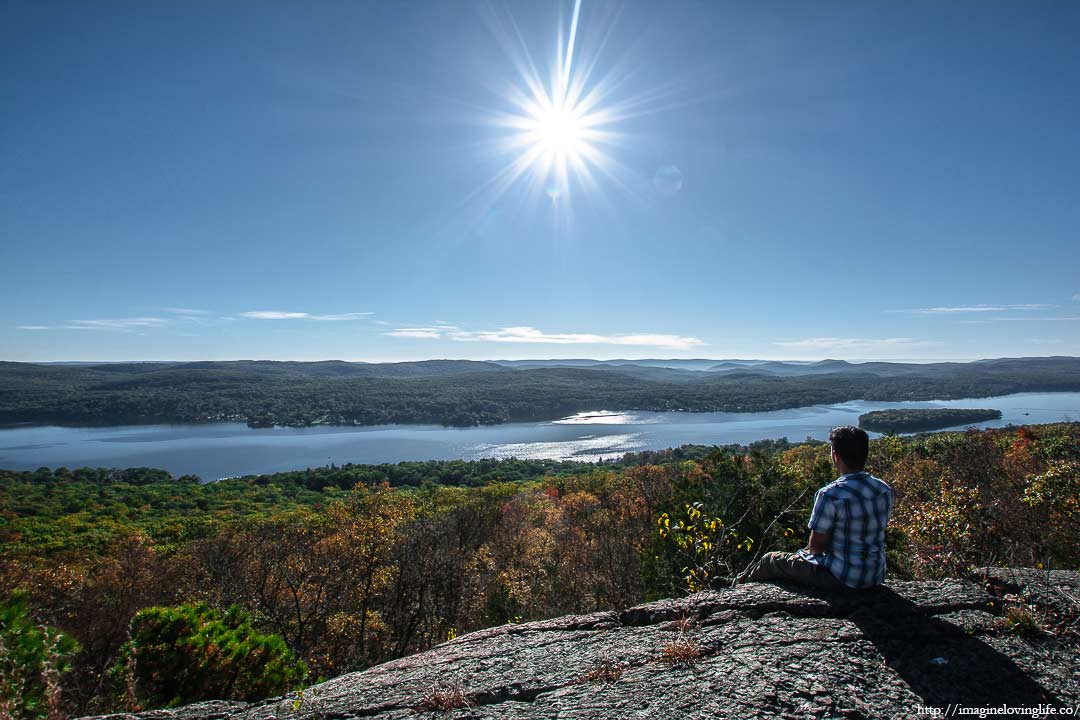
[806,530,831,555]
[805,488,835,556]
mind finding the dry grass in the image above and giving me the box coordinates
[665,614,699,633]
[986,573,1080,641]
[659,635,702,666]
[578,658,627,684]
[414,683,474,713]
[1000,603,1042,637]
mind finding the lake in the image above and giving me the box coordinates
[1,392,1077,481]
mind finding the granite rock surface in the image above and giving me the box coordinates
[83,571,1080,720]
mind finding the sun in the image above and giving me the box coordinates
[472,0,682,216]
[528,105,585,159]
[477,0,617,205]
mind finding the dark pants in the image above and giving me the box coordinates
[736,551,846,592]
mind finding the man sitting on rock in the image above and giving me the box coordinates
[735,426,894,591]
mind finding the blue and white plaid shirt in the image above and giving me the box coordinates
[806,471,894,588]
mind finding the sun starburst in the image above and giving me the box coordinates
[475,0,629,211]
[460,0,689,228]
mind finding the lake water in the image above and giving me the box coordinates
[1,392,1077,481]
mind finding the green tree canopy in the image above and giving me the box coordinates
[117,603,306,709]
[0,590,79,720]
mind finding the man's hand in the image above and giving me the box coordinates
[806,530,831,555]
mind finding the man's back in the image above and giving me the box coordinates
[808,471,894,588]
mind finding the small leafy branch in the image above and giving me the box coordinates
[658,503,755,592]
[286,686,322,715]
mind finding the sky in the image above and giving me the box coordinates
[3,0,1079,363]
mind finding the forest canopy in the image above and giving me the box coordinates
[2,423,1078,716]
[859,408,1003,433]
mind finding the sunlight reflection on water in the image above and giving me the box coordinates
[551,411,659,425]
[473,433,644,462]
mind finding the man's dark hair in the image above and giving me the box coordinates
[829,426,869,469]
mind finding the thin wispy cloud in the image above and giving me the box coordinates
[955,315,1080,325]
[240,311,310,319]
[239,310,373,321]
[1073,293,1080,302]
[774,337,939,353]
[159,307,227,327]
[67,317,171,331]
[310,312,375,321]
[452,327,706,349]
[16,318,171,332]
[385,327,443,339]
[888,304,1055,315]
[160,307,216,316]
[385,324,705,349]
[15,309,375,334]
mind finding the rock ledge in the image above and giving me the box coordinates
[85,568,1079,720]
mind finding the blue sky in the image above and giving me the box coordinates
[3,0,1079,362]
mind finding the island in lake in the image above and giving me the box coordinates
[858,408,1003,433]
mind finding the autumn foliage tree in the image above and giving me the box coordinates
[191,485,414,677]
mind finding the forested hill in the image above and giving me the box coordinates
[2,356,1079,428]
[859,408,1003,433]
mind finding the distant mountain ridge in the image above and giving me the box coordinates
[2,356,1079,429]
[492,358,750,371]
[30,356,1072,377]
[23,359,509,379]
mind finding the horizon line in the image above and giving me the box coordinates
[10,355,1079,366]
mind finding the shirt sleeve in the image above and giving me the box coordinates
[808,488,836,534]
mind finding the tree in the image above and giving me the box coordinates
[116,603,305,709]
[0,591,79,720]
